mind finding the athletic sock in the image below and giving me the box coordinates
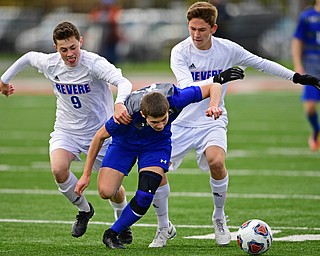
[308,112,320,140]
[153,183,170,228]
[109,198,128,220]
[210,175,228,220]
[111,203,141,233]
[57,171,90,212]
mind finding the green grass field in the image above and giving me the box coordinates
[0,90,319,256]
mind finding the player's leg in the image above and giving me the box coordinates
[99,143,137,245]
[149,174,176,248]
[304,99,320,151]
[50,132,94,238]
[302,62,320,151]
[195,125,231,246]
[94,140,130,227]
[103,168,163,249]
[50,149,94,237]
[148,124,192,247]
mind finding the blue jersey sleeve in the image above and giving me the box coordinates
[168,85,202,109]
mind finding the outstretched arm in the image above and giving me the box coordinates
[74,125,111,196]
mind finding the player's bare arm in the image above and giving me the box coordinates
[0,80,15,97]
[75,125,111,196]
[113,102,132,125]
[207,83,223,119]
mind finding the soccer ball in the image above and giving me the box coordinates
[237,219,273,255]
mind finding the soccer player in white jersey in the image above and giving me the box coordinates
[148,1,320,248]
[0,21,133,241]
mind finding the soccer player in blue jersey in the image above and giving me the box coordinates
[292,0,320,151]
[0,21,133,240]
[147,1,320,248]
[74,73,244,249]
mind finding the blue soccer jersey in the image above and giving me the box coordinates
[293,7,320,59]
[293,7,320,101]
[101,83,203,174]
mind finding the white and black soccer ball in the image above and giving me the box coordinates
[237,219,273,255]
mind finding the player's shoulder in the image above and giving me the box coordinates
[172,37,192,53]
[300,7,317,18]
[80,49,101,63]
[213,36,243,51]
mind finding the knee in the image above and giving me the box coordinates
[130,171,162,215]
[51,162,69,183]
[98,186,115,200]
[208,157,225,172]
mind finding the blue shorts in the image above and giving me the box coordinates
[302,85,320,101]
[302,59,320,101]
[101,142,171,176]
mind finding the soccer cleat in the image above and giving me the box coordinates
[118,227,133,244]
[308,134,320,151]
[103,228,125,249]
[148,221,177,248]
[71,202,94,237]
[213,216,231,246]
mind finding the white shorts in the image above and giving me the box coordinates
[49,130,111,171]
[170,122,227,171]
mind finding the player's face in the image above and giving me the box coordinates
[188,18,217,50]
[54,36,83,67]
[145,114,169,132]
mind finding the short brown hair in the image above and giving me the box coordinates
[141,92,169,118]
[187,1,218,27]
[53,21,80,45]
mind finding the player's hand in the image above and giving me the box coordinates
[0,82,15,97]
[206,106,223,120]
[213,67,244,84]
[74,175,90,196]
[293,73,320,90]
[114,103,132,125]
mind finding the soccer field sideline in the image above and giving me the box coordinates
[1,218,320,243]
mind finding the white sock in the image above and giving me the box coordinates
[109,198,128,220]
[153,183,170,228]
[210,175,229,220]
[57,171,90,212]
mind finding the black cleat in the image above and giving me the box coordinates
[103,228,125,249]
[71,202,94,237]
[118,227,133,244]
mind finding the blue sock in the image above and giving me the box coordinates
[111,203,141,233]
[308,113,319,140]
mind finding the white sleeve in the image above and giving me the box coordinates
[234,44,295,80]
[113,77,133,104]
[93,58,133,104]
[1,52,34,84]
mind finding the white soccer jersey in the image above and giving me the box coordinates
[170,36,295,127]
[1,50,132,137]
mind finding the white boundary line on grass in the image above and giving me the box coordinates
[1,189,320,200]
[1,219,320,242]
[1,218,320,231]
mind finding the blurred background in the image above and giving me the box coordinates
[0,0,314,64]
